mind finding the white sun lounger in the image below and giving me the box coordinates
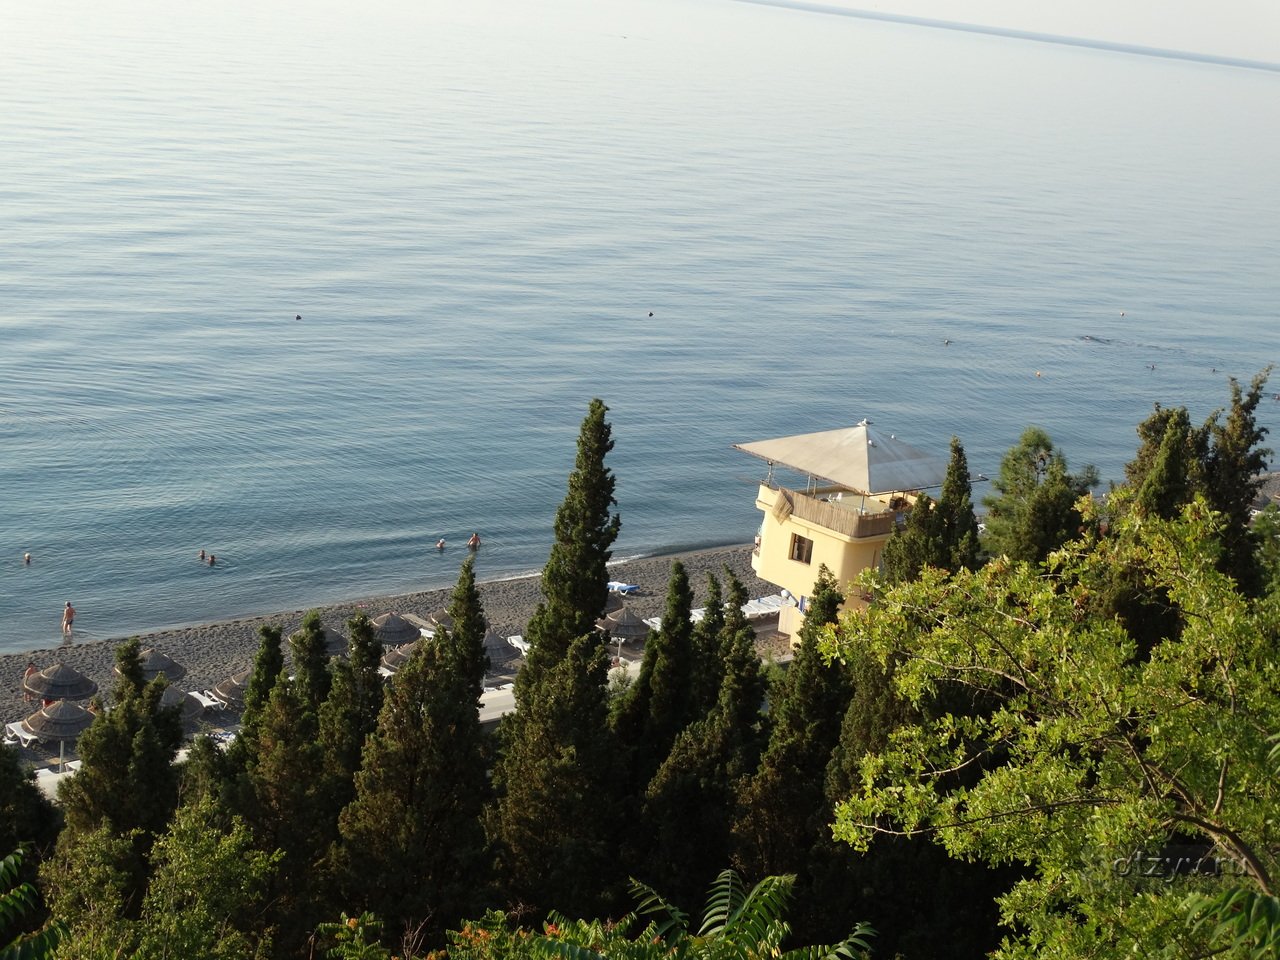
[607,581,639,594]
[506,635,530,654]
[4,721,38,749]
[190,691,223,711]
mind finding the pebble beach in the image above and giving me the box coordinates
[3,545,774,763]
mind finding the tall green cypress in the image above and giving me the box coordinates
[522,398,621,672]
[238,624,285,753]
[490,399,623,919]
[290,610,332,715]
[982,427,1098,564]
[688,573,725,720]
[936,436,981,572]
[317,613,384,796]
[611,560,695,793]
[732,566,850,879]
[1204,368,1272,594]
[336,627,491,945]
[641,574,766,910]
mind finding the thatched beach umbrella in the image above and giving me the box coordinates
[213,668,252,706]
[23,662,98,702]
[371,613,421,646]
[114,648,187,684]
[159,685,204,722]
[23,700,95,770]
[380,640,420,673]
[596,606,650,642]
[483,630,521,676]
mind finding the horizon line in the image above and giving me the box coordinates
[733,0,1280,75]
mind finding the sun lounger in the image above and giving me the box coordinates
[607,581,639,595]
[202,689,232,710]
[190,691,222,711]
[4,721,38,749]
[506,635,530,654]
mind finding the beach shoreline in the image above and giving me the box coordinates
[2,544,773,751]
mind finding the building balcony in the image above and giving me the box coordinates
[758,483,904,541]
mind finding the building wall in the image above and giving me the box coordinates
[751,484,890,614]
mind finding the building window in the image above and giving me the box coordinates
[789,533,813,564]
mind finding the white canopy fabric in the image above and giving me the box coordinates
[734,421,945,495]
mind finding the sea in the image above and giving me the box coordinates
[1,0,1277,654]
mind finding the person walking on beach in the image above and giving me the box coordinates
[62,601,76,635]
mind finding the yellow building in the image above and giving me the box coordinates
[734,420,945,639]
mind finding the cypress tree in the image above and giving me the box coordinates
[732,566,850,879]
[336,628,491,945]
[237,624,286,755]
[641,575,766,910]
[489,400,623,919]
[885,437,981,584]
[317,613,384,798]
[1203,368,1272,594]
[688,573,726,719]
[610,560,695,793]
[55,639,184,916]
[289,610,332,715]
[935,436,981,572]
[982,427,1098,564]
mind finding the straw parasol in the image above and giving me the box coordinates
[213,668,252,706]
[23,662,98,702]
[159,685,204,722]
[483,630,522,675]
[380,640,420,673]
[23,700,95,770]
[596,606,651,642]
[114,648,187,684]
[371,613,421,646]
[427,609,455,632]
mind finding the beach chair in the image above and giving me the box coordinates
[190,691,223,711]
[607,581,639,595]
[4,721,38,749]
[202,689,231,711]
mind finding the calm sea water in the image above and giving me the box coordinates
[1,0,1277,653]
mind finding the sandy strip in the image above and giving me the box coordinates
[2,545,773,759]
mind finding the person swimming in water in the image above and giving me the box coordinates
[436,538,446,550]
[467,532,481,549]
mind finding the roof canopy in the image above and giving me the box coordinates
[734,420,946,495]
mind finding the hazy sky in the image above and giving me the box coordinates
[825,0,1280,64]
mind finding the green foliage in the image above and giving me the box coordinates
[829,497,1280,958]
[490,632,620,919]
[314,912,392,960]
[442,870,873,960]
[523,398,621,672]
[611,561,696,794]
[336,598,491,944]
[238,624,285,754]
[1255,503,1280,597]
[53,640,183,918]
[982,427,1098,564]
[317,613,385,800]
[884,437,981,584]
[1125,369,1272,594]
[1,848,62,960]
[491,400,624,919]
[733,567,850,880]
[0,746,58,865]
[290,611,333,715]
[688,574,726,720]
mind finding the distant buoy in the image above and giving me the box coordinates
[648,312,653,317]
[295,314,302,320]
[1035,371,1042,378]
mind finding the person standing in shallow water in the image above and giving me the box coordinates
[467,532,481,549]
[62,601,75,635]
